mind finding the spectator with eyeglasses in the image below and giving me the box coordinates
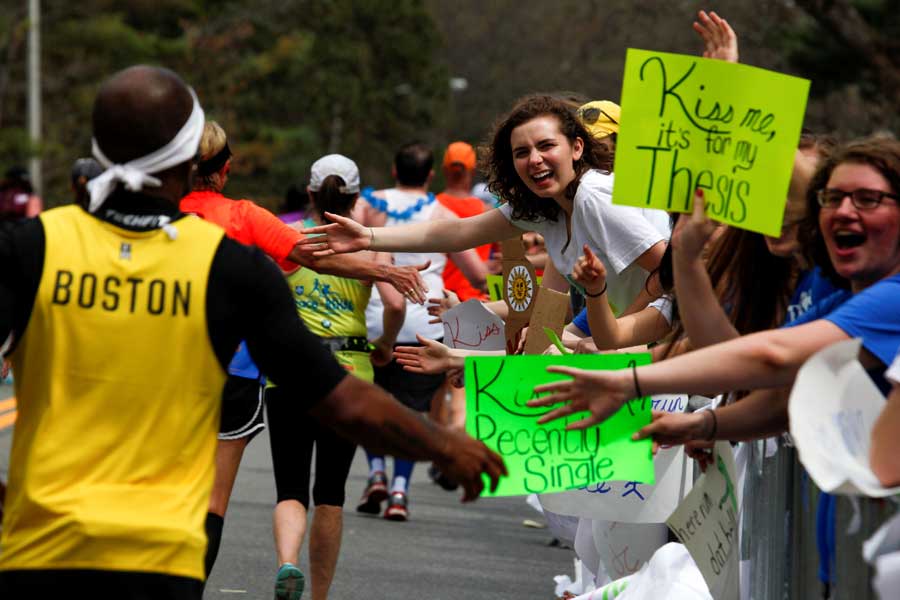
[531,136,900,438]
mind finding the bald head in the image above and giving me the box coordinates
[93,66,194,164]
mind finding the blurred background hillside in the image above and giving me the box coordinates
[1,0,897,209]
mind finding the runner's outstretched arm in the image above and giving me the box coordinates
[288,246,431,304]
[312,376,506,501]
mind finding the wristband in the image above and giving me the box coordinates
[368,227,375,244]
[632,363,643,398]
[583,282,608,298]
[704,410,718,441]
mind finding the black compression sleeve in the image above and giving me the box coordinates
[0,219,45,353]
[206,238,347,406]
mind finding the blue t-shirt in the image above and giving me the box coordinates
[784,267,843,326]
[572,306,590,336]
[782,288,852,328]
[824,273,900,392]
[574,267,840,336]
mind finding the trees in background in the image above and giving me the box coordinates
[0,0,896,207]
[0,0,448,208]
[426,0,900,151]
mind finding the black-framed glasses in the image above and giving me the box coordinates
[577,107,618,126]
[816,188,900,210]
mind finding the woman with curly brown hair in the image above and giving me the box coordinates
[298,94,669,318]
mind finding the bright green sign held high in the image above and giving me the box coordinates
[613,48,810,237]
[465,354,654,497]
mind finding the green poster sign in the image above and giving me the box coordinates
[612,48,810,237]
[486,274,541,302]
[486,274,503,302]
[465,353,654,497]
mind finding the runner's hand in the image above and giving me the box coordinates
[297,212,371,256]
[433,427,507,502]
[529,366,631,429]
[447,367,465,388]
[572,244,607,296]
[693,10,739,63]
[426,290,460,324]
[369,337,393,367]
[672,189,718,263]
[395,335,458,374]
[384,261,430,305]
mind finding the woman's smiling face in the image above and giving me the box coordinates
[510,115,584,204]
[819,161,900,291]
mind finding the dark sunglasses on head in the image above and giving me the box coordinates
[816,188,899,210]
[577,107,619,126]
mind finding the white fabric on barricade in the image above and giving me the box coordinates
[567,543,712,600]
[789,338,900,497]
[538,394,692,523]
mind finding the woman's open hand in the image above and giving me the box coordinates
[528,366,630,429]
[693,10,739,63]
[394,335,460,374]
[297,212,371,256]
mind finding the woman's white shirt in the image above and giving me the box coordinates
[499,169,670,313]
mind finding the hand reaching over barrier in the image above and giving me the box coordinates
[631,409,714,453]
[394,335,463,375]
[298,211,371,256]
[426,290,460,324]
[529,366,634,430]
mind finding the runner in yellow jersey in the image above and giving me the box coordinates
[0,65,506,599]
[266,154,406,599]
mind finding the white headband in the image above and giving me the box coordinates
[87,88,205,213]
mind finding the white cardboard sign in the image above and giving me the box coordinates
[788,338,900,497]
[594,520,670,581]
[666,441,740,600]
[538,394,693,523]
[440,299,506,352]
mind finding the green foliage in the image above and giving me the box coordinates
[0,0,449,208]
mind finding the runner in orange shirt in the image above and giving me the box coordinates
[435,142,494,301]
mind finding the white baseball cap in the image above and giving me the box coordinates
[309,154,360,194]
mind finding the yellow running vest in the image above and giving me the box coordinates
[285,255,373,382]
[1,205,226,580]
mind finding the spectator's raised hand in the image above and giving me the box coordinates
[672,189,720,263]
[572,244,607,297]
[693,10,739,63]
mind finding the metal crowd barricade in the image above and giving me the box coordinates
[736,439,896,599]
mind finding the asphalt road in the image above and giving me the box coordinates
[0,382,573,599]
